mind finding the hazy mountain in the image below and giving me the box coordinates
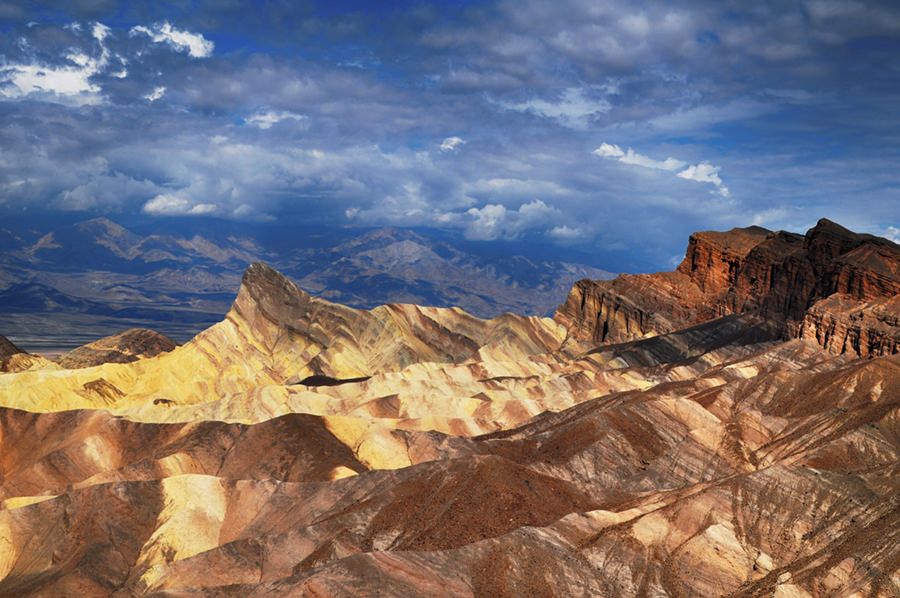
[0,217,612,351]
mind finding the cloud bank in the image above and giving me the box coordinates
[0,1,898,271]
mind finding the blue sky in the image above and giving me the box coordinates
[1,0,899,271]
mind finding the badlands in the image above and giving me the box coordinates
[2,219,900,597]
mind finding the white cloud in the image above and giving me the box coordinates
[594,142,729,197]
[92,22,111,42]
[142,194,218,216]
[0,21,114,105]
[0,21,122,105]
[620,150,685,171]
[677,162,720,185]
[0,20,215,105]
[130,22,214,58]
[885,226,900,244]
[677,162,729,197]
[144,86,166,102]
[440,136,466,152]
[504,87,611,129]
[464,199,558,240]
[592,143,685,171]
[245,109,307,129]
[548,224,585,240]
[593,142,624,159]
[0,59,102,104]
[54,171,160,211]
[466,203,507,240]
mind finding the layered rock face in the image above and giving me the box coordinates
[0,334,23,362]
[556,218,900,356]
[54,328,178,368]
[0,333,46,373]
[2,223,900,597]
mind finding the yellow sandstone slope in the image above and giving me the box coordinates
[0,262,569,421]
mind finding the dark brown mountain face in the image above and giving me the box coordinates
[2,219,900,597]
[556,218,900,356]
[0,333,23,359]
[0,333,27,372]
[54,328,179,369]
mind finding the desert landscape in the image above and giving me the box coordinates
[2,218,900,597]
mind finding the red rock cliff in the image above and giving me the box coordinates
[556,219,900,356]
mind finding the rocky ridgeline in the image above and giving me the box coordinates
[54,328,178,369]
[555,218,900,356]
[0,334,24,370]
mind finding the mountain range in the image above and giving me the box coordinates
[1,218,900,596]
[0,217,612,352]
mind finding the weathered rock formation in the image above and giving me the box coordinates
[2,222,900,597]
[0,333,23,365]
[0,333,22,358]
[54,328,179,369]
[556,218,900,356]
[0,333,43,373]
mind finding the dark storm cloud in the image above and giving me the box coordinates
[1,1,900,270]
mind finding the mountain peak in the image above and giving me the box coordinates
[0,333,24,359]
[232,261,316,328]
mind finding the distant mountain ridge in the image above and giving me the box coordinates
[0,217,612,351]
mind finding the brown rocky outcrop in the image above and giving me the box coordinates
[54,328,179,369]
[557,218,900,356]
[0,334,23,361]
[0,334,28,372]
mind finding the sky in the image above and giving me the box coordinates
[1,0,899,272]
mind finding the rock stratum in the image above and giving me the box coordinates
[53,328,179,369]
[1,220,900,597]
[557,218,900,356]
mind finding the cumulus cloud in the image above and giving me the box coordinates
[0,58,102,104]
[0,22,111,105]
[142,194,218,216]
[144,86,166,101]
[129,22,214,58]
[245,109,307,129]
[594,143,729,197]
[677,162,728,197]
[440,136,465,152]
[0,20,216,106]
[464,199,559,241]
[55,172,160,211]
[593,143,625,159]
